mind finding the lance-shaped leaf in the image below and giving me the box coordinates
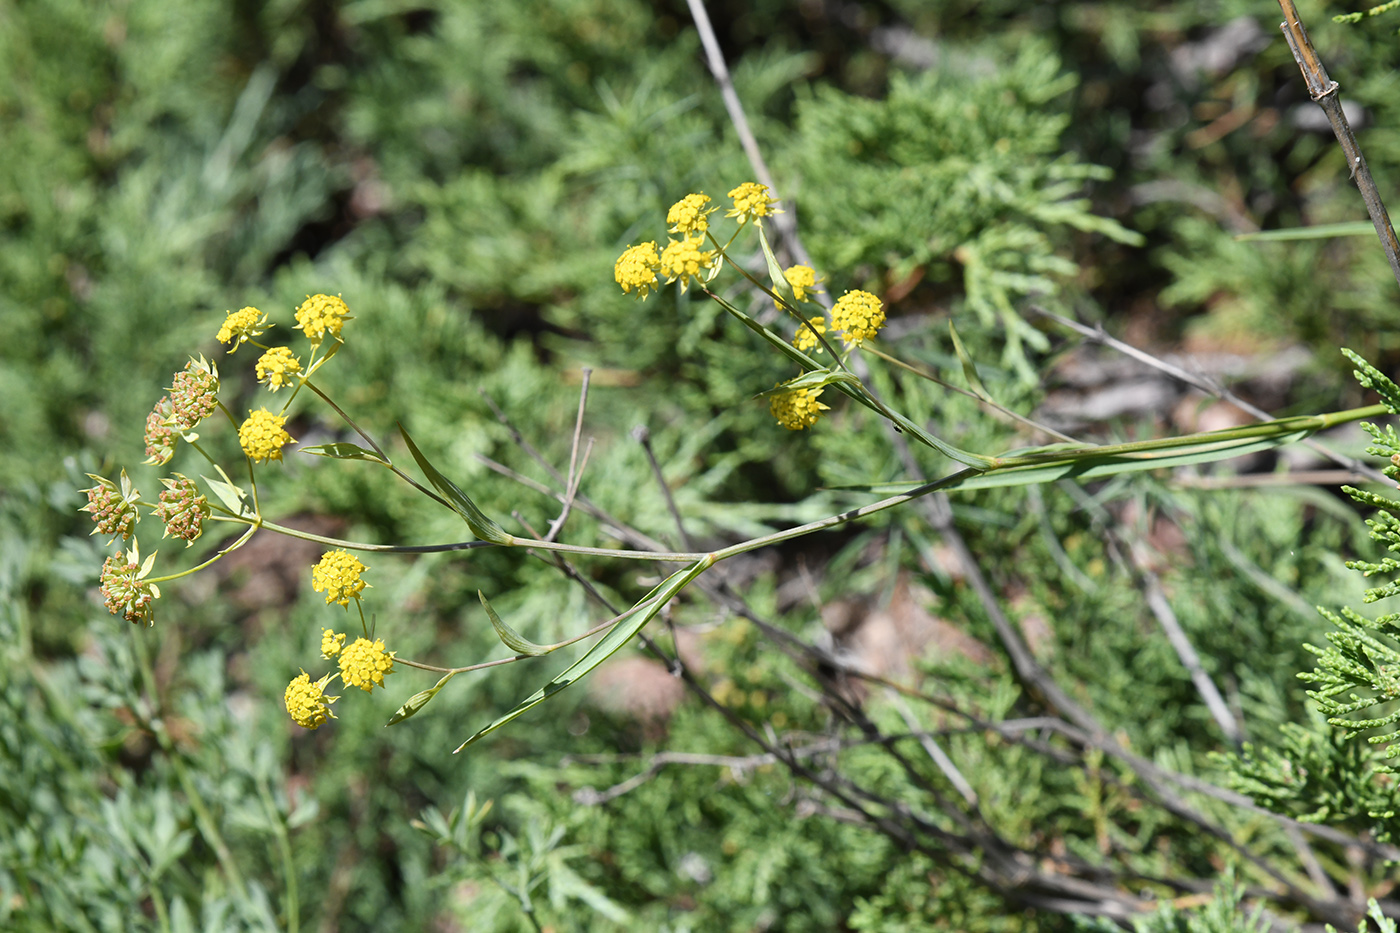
[454,558,711,752]
[943,430,1317,490]
[479,590,549,657]
[754,368,860,398]
[757,225,797,311]
[948,320,992,402]
[300,442,388,465]
[386,671,457,726]
[397,424,510,544]
[201,475,256,519]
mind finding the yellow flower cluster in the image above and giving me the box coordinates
[238,408,295,463]
[255,346,302,391]
[770,386,829,431]
[285,670,338,730]
[338,636,395,692]
[666,193,716,234]
[726,182,781,226]
[792,316,827,354]
[658,235,715,293]
[321,627,347,658]
[294,294,352,346]
[783,264,821,302]
[831,290,886,346]
[217,307,269,351]
[614,241,661,299]
[311,549,369,607]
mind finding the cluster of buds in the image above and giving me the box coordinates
[99,543,160,625]
[153,474,210,545]
[168,357,220,431]
[79,469,141,544]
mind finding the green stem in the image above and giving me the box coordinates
[861,344,1080,445]
[301,379,452,510]
[255,775,299,933]
[210,517,709,562]
[146,525,257,585]
[985,404,1387,468]
[128,627,248,897]
[707,235,850,363]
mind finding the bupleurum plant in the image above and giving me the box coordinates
[82,185,1400,751]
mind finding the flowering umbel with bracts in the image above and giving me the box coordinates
[615,241,661,300]
[168,357,220,431]
[294,294,352,347]
[238,408,295,463]
[667,193,716,235]
[783,264,822,302]
[80,470,140,544]
[285,670,338,730]
[144,396,179,466]
[658,235,716,293]
[792,316,828,354]
[217,307,269,351]
[726,182,781,226]
[312,550,369,607]
[831,290,886,346]
[154,474,210,545]
[338,637,395,692]
[321,628,347,659]
[770,385,830,431]
[255,346,302,391]
[99,541,160,625]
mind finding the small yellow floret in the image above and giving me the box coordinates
[658,235,715,293]
[255,346,303,391]
[831,290,886,346]
[793,316,827,354]
[770,386,829,430]
[217,307,269,351]
[783,264,822,301]
[294,294,352,346]
[338,636,395,693]
[726,182,782,226]
[666,193,715,234]
[285,670,338,730]
[311,550,368,607]
[321,628,347,658]
[614,241,661,299]
[238,408,294,463]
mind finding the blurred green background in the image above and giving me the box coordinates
[6,1,1400,930]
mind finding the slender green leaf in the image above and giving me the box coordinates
[753,368,860,398]
[757,224,796,309]
[848,429,1318,495]
[454,560,710,752]
[299,442,388,464]
[397,424,510,544]
[1234,221,1374,242]
[386,671,458,726]
[479,590,549,656]
[948,320,992,401]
